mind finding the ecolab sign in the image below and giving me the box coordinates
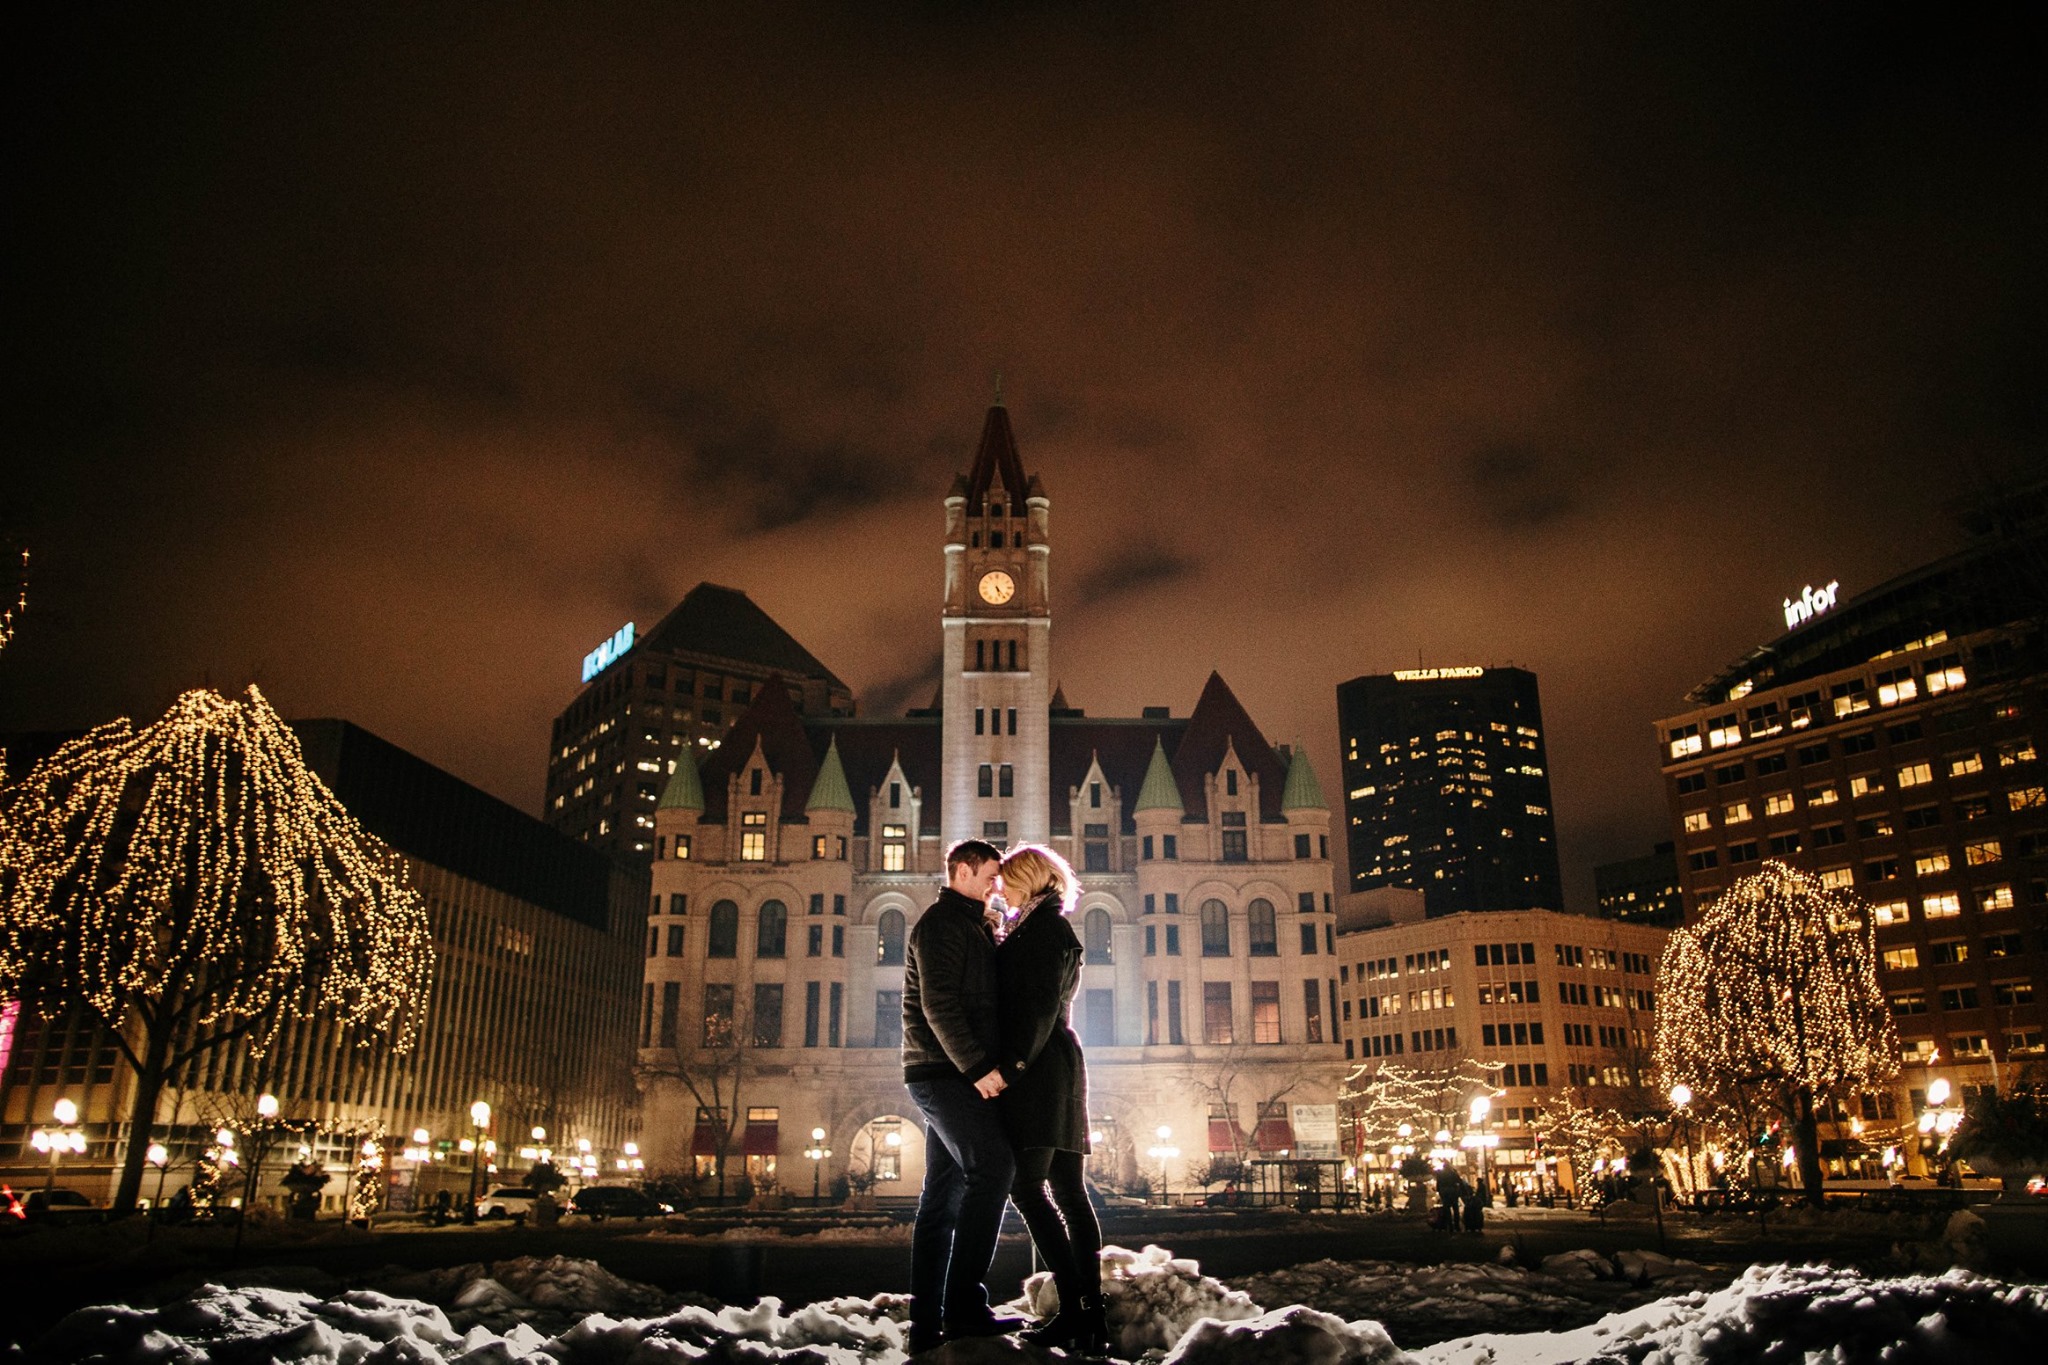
[581,622,635,682]
[1782,582,1840,632]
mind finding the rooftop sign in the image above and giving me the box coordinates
[1782,581,1841,632]
[1393,666,1484,681]
[581,621,635,682]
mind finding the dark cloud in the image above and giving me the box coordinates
[6,2,2047,902]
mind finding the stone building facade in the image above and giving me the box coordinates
[635,401,1348,1200]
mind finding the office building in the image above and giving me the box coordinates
[1333,890,1668,1197]
[545,584,855,858]
[1654,487,2047,1143]
[0,720,648,1209]
[1337,666,1564,915]
[1593,843,1686,927]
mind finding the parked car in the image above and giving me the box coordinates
[475,1186,538,1221]
[24,1188,105,1226]
[569,1186,674,1221]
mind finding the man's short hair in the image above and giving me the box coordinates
[946,839,1003,874]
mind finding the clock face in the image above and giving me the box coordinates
[978,570,1016,605]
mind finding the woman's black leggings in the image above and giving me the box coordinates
[1010,1147,1101,1302]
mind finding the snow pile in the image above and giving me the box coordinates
[1413,1262,2048,1365]
[379,1253,693,1332]
[1164,1305,1414,1365]
[1016,1243,1262,1355]
[1241,1252,1724,1346]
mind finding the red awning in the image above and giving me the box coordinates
[1254,1118,1295,1154]
[691,1121,720,1156]
[1207,1120,1241,1153]
[743,1122,779,1156]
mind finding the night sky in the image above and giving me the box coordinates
[8,5,2046,904]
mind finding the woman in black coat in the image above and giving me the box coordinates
[993,844,1106,1354]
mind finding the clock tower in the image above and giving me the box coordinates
[940,395,1051,848]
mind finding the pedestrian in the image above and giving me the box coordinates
[1432,1164,1463,1232]
[1462,1177,1486,1232]
[993,844,1108,1356]
[903,839,1020,1354]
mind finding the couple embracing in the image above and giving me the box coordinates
[901,839,1106,1356]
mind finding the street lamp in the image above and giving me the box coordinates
[1146,1125,1178,1207]
[31,1097,87,1206]
[465,1101,491,1223]
[1465,1096,1495,1188]
[805,1127,833,1204]
[1919,1078,1962,1178]
[1669,1084,1697,1208]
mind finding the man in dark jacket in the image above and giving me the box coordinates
[903,839,1019,1352]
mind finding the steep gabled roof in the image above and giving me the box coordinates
[1134,737,1185,814]
[636,583,846,688]
[806,719,944,835]
[1172,672,1288,822]
[806,737,856,813]
[658,742,705,811]
[961,403,1032,510]
[700,675,818,823]
[1049,717,1189,835]
[1282,744,1327,811]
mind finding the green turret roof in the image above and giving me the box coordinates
[1134,737,1185,813]
[657,744,705,811]
[1282,744,1326,811]
[806,737,856,813]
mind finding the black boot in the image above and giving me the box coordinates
[1020,1293,1109,1355]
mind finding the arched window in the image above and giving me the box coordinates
[877,908,906,966]
[1084,908,1113,965]
[1247,898,1277,956]
[1200,899,1230,957]
[757,900,787,958]
[708,900,739,958]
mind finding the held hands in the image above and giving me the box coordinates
[974,1069,1007,1099]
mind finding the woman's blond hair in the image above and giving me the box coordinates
[998,844,1079,917]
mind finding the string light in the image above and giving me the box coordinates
[0,544,24,656]
[1653,860,1898,1194]
[0,684,434,1207]
[1341,1057,1504,1154]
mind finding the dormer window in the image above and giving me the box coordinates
[991,503,1005,518]
[750,768,764,796]
[741,811,767,861]
[1226,769,1239,796]
[991,530,1005,548]
[889,781,902,808]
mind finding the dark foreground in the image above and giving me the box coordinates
[4,1201,2042,1352]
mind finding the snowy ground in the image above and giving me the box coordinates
[29,1241,2048,1364]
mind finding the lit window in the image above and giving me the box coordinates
[1999,739,2038,767]
[1949,752,1984,776]
[1913,852,1951,876]
[1683,810,1711,833]
[1965,840,2002,866]
[1819,867,1854,890]
[741,811,767,862]
[1707,715,1742,750]
[1896,762,1933,788]
[1723,802,1751,825]
[1805,784,1839,806]
[1871,899,1910,926]
[1849,774,1884,799]
[882,823,907,873]
[2009,786,2047,810]
[1874,667,1918,707]
[1668,724,1702,759]
[1764,792,1795,817]
[1921,893,1962,919]
[1881,947,1919,971]
[1923,655,1966,694]
[1978,884,2015,912]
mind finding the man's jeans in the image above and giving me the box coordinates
[907,1076,1016,1330]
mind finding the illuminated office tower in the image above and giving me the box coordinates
[544,584,854,858]
[1338,667,1564,915]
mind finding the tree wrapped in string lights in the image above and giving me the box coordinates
[0,685,433,1214]
[1653,860,1897,1207]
